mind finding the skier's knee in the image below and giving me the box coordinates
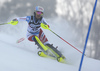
[28,35,35,42]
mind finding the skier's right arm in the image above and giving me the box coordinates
[10,17,27,25]
[13,17,27,22]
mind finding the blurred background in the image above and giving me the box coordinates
[0,0,100,60]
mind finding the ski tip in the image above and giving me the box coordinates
[57,57,67,64]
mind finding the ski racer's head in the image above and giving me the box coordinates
[34,6,44,20]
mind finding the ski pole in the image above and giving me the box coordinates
[49,29,83,54]
[0,23,8,25]
[41,23,84,54]
[0,20,18,25]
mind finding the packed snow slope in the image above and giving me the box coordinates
[0,17,100,71]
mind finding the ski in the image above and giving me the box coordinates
[38,51,67,63]
[34,36,67,63]
[38,51,56,59]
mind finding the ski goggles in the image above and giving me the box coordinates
[36,11,43,16]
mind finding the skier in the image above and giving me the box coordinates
[12,6,65,62]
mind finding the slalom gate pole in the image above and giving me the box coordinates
[48,29,83,54]
[78,0,98,71]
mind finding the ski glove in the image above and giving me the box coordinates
[41,23,50,30]
[8,19,18,25]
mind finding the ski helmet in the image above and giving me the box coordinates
[34,6,44,19]
[34,6,44,13]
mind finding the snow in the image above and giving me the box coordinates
[0,18,100,71]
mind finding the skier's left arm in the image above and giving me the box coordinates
[42,18,50,28]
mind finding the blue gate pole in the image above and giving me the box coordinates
[78,0,98,71]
